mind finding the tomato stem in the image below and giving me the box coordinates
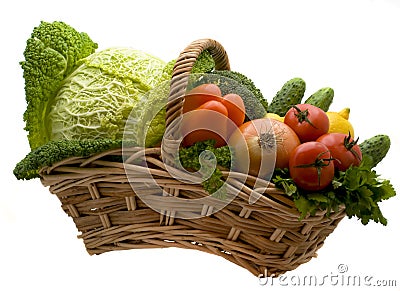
[292,105,318,129]
[294,150,335,187]
[344,132,362,162]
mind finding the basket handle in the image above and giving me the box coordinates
[165,39,231,128]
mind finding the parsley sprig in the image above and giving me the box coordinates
[178,140,231,197]
[273,156,396,225]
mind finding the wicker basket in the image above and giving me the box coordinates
[39,39,345,278]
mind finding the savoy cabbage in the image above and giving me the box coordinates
[20,21,215,151]
[48,47,167,144]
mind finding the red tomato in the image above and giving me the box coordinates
[182,84,247,148]
[228,118,300,177]
[182,100,229,148]
[183,84,222,113]
[188,83,222,96]
[183,93,221,114]
[221,93,246,128]
[197,100,229,114]
[284,104,329,142]
[316,133,362,171]
[289,141,335,191]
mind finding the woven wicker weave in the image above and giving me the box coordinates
[39,39,345,277]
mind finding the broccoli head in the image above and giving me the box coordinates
[20,21,98,150]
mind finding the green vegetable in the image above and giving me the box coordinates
[273,157,396,225]
[138,83,170,147]
[20,21,98,150]
[15,23,217,180]
[13,139,126,180]
[268,77,306,116]
[304,87,334,111]
[192,50,216,74]
[20,21,169,149]
[163,50,216,78]
[48,47,167,145]
[215,70,268,120]
[359,134,391,168]
[335,156,396,225]
[188,70,268,120]
[178,140,232,196]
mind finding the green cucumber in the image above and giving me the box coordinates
[268,77,306,116]
[359,134,391,168]
[304,87,334,111]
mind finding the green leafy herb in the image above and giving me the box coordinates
[334,157,396,225]
[178,140,232,196]
[273,157,396,225]
[273,168,342,220]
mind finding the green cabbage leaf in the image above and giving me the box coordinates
[48,47,167,144]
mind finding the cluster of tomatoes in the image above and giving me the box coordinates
[181,83,245,148]
[284,104,362,191]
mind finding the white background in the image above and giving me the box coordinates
[1,0,400,290]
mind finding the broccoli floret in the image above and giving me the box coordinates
[13,139,126,180]
[20,21,98,150]
[188,70,268,120]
